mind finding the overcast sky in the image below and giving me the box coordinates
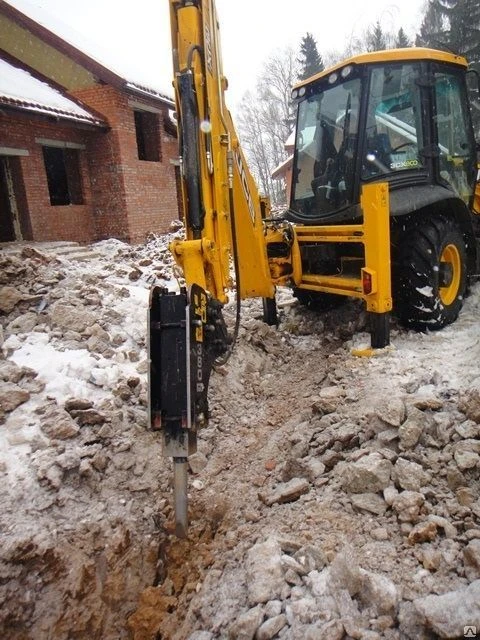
[7,0,427,109]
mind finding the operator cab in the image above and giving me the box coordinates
[288,49,477,225]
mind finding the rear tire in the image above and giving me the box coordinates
[392,216,467,329]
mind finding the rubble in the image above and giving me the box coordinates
[1,237,480,639]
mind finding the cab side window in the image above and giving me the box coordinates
[434,71,475,203]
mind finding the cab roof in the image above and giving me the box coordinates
[294,48,468,90]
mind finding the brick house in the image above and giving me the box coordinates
[271,131,294,203]
[0,0,180,244]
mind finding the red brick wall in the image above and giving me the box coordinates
[0,85,179,245]
[0,113,97,243]
[73,85,180,244]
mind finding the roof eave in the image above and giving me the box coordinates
[0,99,108,129]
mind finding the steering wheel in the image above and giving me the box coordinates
[391,141,417,153]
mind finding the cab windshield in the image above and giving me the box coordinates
[291,76,361,217]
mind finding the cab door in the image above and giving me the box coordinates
[432,64,477,205]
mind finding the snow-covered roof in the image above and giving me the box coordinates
[0,58,106,126]
[2,0,175,107]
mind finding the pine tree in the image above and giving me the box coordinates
[395,27,411,48]
[416,0,480,65]
[297,33,324,81]
[416,0,480,133]
[367,21,387,52]
[415,0,446,47]
[436,0,480,67]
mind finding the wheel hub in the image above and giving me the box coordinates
[439,244,461,306]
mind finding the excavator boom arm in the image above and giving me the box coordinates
[169,0,274,301]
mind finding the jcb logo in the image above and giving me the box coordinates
[233,148,256,225]
[193,292,206,342]
[390,159,419,169]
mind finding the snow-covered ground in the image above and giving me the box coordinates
[1,237,479,639]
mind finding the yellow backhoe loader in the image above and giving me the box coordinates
[149,0,480,536]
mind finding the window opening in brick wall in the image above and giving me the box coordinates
[134,110,160,161]
[42,146,84,206]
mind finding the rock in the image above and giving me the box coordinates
[412,393,443,410]
[228,606,264,640]
[40,409,80,440]
[188,452,208,474]
[392,491,425,523]
[446,466,466,491]
[339,453,392,493]
[459,379,480,422]
[79,458,94,478]
[246,538,284,605]
[420,547,442,571]
[127,376,140,388]
[305,458,326,481]
[334,588,368,638]
[284,568,302,586]
[293,545,326,574]
[0,286,24,313]
[91,451,109,472]
[329,547,362,597]
[85,323,110,341]
[359,569,399,616]
[320,450,343,471]
[306,568,330,598]
[427,515,457,539]
[86,336,113,356]
[407,521,437,545]
[280,457,309,482]
[463,539,480,580]
[413,580,480,638]
[374,395,406,428]
[69,409,106,426]
[454,420,479,439]
[255,614,287,640]
[398,406,424,449]
[281,554,308,577]
[263,600,282,618]
[393,458,430,492]
[371,527,390,541]
[350,493,387,515]
[0,361,29,383]
[49,303,96,333]
[0,381,30,412]
[65,398,94,412]
[6,312,39,334]
[258,478,309,507]
[377,428,399,446]
[55,450,81,471]
[188,632,214,640]
[383,485,399,506]
[312,386,345,414]
[398,601,430,640]
[312,620,344,640]
[454,449,480,470]
[285,596,318,624]
[456,486,475,506]
[42,464,63,489]
[453,440,480,470]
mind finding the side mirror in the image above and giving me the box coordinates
[467,68,480,94]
